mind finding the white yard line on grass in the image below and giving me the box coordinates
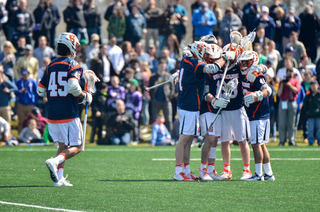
[0,201,85,212]
[152,158,320,161]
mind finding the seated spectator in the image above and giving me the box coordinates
[303,80,320,146]
[0,116,12,146]
[135,42,152,70]
[107,5,126,45]
[253,43,267,65]
[0,67,18,124]
[166,34,182,60]
[37,57,51,83]
[144,0,162,51]
[15,36,26,60]
[253,26,270,49]
[0,41,16,81]
[90,82,108,143]
[267,40,282,71]
[219,7,242,46]
[125,79,142,142]
[120,67,135,91]
[151,114,173,146]
[107,36,125,75]
[15,69,38,132]
[277,56,302,82]
[14,44,39,81]
[107,75,126,112]
[147,45,158,73]
[107,99,135,145]
[22,106,48,136]
[85,33,100,68]
[287,31,307,63]
[160,48,176,72]
[83,0,102,43]
[277,46,298,70]
[18,119,41,143]
[192,1,216,41]
[33,36,55,68]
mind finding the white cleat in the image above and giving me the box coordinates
[242,173,264,181]
[263,173,275,181]
[220,171,232,180]
[45,158,58,183]
[54,174,73,186]
[208,170,225,180]
[241,170,252,180]
[199,168,213,181]
[173,172,194,181]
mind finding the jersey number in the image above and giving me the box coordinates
[216,80,238,99]
[179,68,184,91]
[48,72,68,97]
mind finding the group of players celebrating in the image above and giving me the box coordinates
[170,32,275,182]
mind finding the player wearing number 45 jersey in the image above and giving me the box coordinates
[239,51,275,181]
[37,33,93,186]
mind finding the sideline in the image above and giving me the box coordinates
[0,201,85,212]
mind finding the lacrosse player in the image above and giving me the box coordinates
[37,33,92,186]
[239,51,275,181]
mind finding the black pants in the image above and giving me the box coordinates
[90,116,104,143]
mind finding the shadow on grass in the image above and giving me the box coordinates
[0,185,52,188]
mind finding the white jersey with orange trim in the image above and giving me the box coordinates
[38,57,83,123]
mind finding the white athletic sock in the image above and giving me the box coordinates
[255,163,262,176]
[175,164,182,175]
[209,147,216,159]
[200,162,207,170]
[54,153,66,164]
[263,163,273,175]
[224,164,230,172]
[57,166,64,180]
[208,163,215,173]
[184,163,190,175]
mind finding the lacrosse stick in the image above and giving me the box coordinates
[82,70,100,151]
[145,80,171,91]
[198,78,239,148]
[240,30,256,52]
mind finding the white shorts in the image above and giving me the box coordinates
[178,109,200,136]
[48,118,83,146]
[200,112,221,137]
[249,119,270,145]
[220,107,251,142]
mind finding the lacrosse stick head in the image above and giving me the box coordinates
[83,70,100,93]
[223,78,239,98]
[241,31,256,50]
[229,30,242,49]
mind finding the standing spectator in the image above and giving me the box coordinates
[147,45,158,73]
[83,0,101,43]
[44,0,61,49]
[18,119,42,143]
[242,0,260,32]
[253,43,267,65]
[121,41,134,68]
[85,33,100,68]
[287,31,307,63]
[67,0,88,43]
[191,0,202,13]
[107,36,125,76]
[125,79,142,142]
[277,46,298,70]
[129,59,145,94]
[299,1,319,21]
[281,6,301,54]
[104,0,129,22]
[267,40,282,71]
[277,61,301,146]
[4,0,19,41]
[149,59,175,131]
[239,26,252,50]
[90,82,108,143]
[166,34,182,60]
[14,44,39,81]
[265,67,277,142]
[192,1,216,41]
[33,0,54,48]
[277,56,302,82]
[37,57,51,83]
[63,0,73,32]
[90,44,116,88]
[151,114,172,146]
[15,69,38,132]
[0,41,16,81]
[273,7,285,55]
[120,67,135,91]
[231,1,243,20]
[33,36,55,68]
[269,0,287,21]
[22,106,48,136]
[252,26,270,49]
[107,75,126,112]
[107,5,126,45]
[0,66,17,123]
[219,7,242,46]
[209,0,222,37]
[293,82,305,144]
[160,48,176,72]
[15,36,26,60]
[9,0,35,47]
[0,116,12,146]
[299,4,320,62]
[144,0,162,51]
[303,80,320,146]
[173,0,188,43]
[124,4,146,47]
[135,41,151,69]
[140,62,151,133]
[170,58,181,123]
[254,6,275,40]
[299,55,316,76]
[107,99,135,145]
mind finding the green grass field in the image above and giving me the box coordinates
[1,145,320,212]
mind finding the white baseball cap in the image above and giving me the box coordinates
[261,6,269,13]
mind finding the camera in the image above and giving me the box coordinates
[282,76,291,83]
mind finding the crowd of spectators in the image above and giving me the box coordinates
[1,0,320,147]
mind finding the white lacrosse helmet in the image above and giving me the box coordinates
[238,51,259,75]
[222,44,241,70]
[190,41,213,62]
[210,44,222,59]
[57,32,80,58]
[199,34,218,44]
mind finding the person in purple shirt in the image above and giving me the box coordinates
[107,75,126,112]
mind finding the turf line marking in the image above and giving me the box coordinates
[0,201,85,212]
[152,158,320,161]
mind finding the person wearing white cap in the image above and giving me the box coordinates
[253,6,275,40]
